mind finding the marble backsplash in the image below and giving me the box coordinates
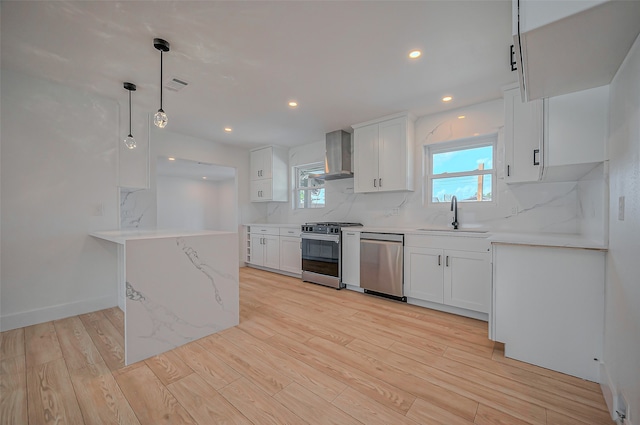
[120,188,156,229]
[265,176,581,233]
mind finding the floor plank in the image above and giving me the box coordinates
[54,316,103,371]
[79,313,125,371]
[273,382,362,425]
[0,328,25,360]
[167,373,252,425]
[173,341,241,390]
[331,386,420,425]
[144,350,194,386]
[0,355,27,425]
[69,360,141,425]
[406,397,475,425]
[220,378,308,425]
[115,364,196,425]
[25,321,63,367]
[27,358,84,425]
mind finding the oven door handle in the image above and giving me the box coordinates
[301,234,340,243]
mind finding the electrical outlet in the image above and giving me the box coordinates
[391,208,399,216]
[511,206,518,215]
[618,196,625,221]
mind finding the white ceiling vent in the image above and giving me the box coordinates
[165,77,188,92]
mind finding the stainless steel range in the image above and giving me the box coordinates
[301,222,362,289]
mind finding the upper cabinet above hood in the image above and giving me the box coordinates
[323,130,353,180]
[513,0,640,101]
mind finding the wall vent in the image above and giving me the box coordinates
[165,77,188,92]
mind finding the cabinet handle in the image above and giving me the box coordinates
[507,165,511,177]
[346,232,355,236]
[533,149,540,166]
[379,178,382,187]
[373,179,377,188]
[446,256,449,267]
[438,254,441,266]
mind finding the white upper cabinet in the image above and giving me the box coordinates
[512,0,640,101]
[249,146,288,202]
[503,84,608,183]
[352,113,415,193]
[503,85,544,183]
[545,85,608,167]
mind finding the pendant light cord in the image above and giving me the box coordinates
[160,51,164,111]
[128,89,132,136]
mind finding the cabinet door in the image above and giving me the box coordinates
[249,234,265,266]
[279,236,301,274]
[443,250,490,313]
[263,235,280,270]
[341,231,360,287]
[250,179,273,202]
[353,124,380,193]
[504,87,543,183]
[378,117,407,192]
[250,147,272,180]
[404,246,444,303]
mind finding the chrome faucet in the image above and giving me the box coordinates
[450,195,458,229]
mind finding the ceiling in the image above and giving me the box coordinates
[1,1,516,149]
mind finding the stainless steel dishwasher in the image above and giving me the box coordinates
[359,232,405,302]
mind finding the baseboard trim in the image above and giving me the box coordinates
[0,296,116,331]
[406,297,489,322]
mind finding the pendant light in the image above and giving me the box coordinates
[123,82,137,149]
[153,38,170,128]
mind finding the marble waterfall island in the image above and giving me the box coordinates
[90,229,239,364]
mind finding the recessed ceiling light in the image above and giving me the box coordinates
[473,133,480,136]
[442,96,453,102]
[202,176,207,180]
[458,115,466,119]
[224,127,232,132]
[168,157,176,161]
[288,101,298,108]
[409,50,421,59]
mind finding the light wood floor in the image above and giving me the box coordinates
[1,267,612,425]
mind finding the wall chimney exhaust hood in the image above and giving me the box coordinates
[322,130,353,180]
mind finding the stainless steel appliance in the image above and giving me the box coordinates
[301,222,362,289]
[360,232,406,301]
[322,130,353,180]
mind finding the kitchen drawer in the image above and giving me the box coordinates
[249,225,279,236]
[280,227,301,237]
[405,234,490,252]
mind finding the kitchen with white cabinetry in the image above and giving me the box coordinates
[5,1,640,422]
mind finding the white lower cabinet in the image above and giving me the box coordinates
[492,243,604,381]
[404,247,443,303]
[246,225,301,276]
[341,230,360,287]
[279,236,301,274]
[249,234,280,269]
[405,235,490,316]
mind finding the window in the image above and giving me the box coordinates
[294,162,325,209]
[426,134,496,204]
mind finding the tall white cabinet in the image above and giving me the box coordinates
[341,230,361,287]
[503,85,544,183]
[352,113,415,193]
[250,146,288,202]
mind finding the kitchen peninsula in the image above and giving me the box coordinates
[90,229,239,364]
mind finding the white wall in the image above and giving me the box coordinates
[602,34,640,422]
[267,99,592,235]
[0,70,119,331]
[156,175,236,231]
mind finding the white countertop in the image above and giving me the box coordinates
[488,232,607,250]
[90,229,236,245]
[244,223,300,229]
[342,226,490,238]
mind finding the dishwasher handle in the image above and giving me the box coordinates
[360,232,404,243]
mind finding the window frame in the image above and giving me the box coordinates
[425,133,498,206]
[293,162,326,210]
